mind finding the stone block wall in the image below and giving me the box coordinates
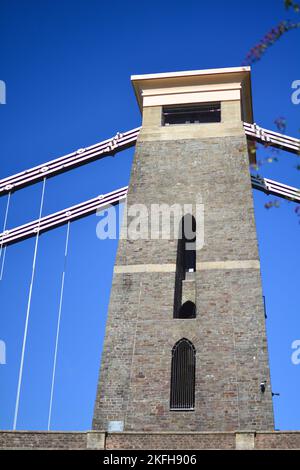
[1,431,300,450]
[93,135,274,432]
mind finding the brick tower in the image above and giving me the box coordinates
[93,67,274,432]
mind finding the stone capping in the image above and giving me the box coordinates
[86,431,106,449]
[130,66,252,121]
[235,431,255,450]
[104,431,234,437]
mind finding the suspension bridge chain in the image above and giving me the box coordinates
[0,122,299,198]
[0,122,299,248]
[251,176,300,202]
[0,177,299,248]
[244,122,300,155]
[0,186,128,246]
[0,192,11,280]
[0,127,140,196]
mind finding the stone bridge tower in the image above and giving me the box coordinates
[93,67,274,432]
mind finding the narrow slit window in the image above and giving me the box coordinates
[173,215,197,319]
[163,102,221,126]
[182,214,196,274]
[170,338,196,410]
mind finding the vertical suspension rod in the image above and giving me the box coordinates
[47,221,71,430]
[13,178,46,430]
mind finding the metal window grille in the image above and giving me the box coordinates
[170,338,196,410]
[163,102,221,126]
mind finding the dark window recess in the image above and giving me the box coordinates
[178,301,196,319]
[263,295,267,319]
[182,214,196,273]
[173,214,197,319]
[163,103,221,125]
[170,338,196,410]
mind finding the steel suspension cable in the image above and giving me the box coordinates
[13,178,46,430]
[47,220,70,431]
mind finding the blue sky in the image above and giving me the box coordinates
[0,0,299,431]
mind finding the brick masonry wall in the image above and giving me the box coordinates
[255,432,300,449]
[1,431,300,449]
[93,135,274,432]
[0,431,88,449]
[105,432,236,450]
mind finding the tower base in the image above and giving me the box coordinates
[1,430,300,450]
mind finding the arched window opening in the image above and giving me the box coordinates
[178,301,196,319]
[170,338,196,410]
[173,214,197,318]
